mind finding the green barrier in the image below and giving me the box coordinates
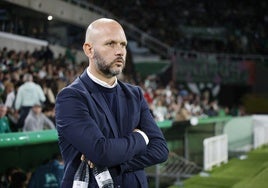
[157,120,173,129]
[0,122,172,148]
[159,116,233,166]
[0,130,59,172]
[0,116,231,148]
[0,116,232,173]
[198,116,232,124]
[0,129,58,148]
[223,116,253,152]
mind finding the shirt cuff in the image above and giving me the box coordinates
[135,130,149,145]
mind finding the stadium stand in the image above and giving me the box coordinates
[90,0,268,55]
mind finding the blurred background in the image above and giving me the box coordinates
[0,0,268,188]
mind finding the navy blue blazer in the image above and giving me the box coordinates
[55,70,169,188]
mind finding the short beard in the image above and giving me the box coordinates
[93,51,125,78]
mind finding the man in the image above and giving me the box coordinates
[28,153,64,188]
[55,18,169,188]
[23,102,55,132]
[15,73,46,130]
[0,104,11,133]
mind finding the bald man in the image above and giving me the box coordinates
[55,18,169,188]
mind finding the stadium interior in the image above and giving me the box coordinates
[0,0,268,187]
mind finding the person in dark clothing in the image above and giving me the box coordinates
[27,153,64,188]
[9,170,27,188]
[55,18,169,188]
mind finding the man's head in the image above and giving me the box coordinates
[32,103,42,114]
[83,18,127,81]
[23,73,33,82]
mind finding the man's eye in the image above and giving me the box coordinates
[107,42,115,47]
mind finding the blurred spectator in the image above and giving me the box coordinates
[0,104,11,133]
[41,79,56,106]
[9,170,28,188]
[142,84,153,105]
[237,105,247,116]
[152,97,168,121]
[43,104,56,124]
[174,102,192,122]
[4,82,15,111]
[14,73,46,130]
[204,99,219,117]
[191,99,203,116]
[0,167,27,188]
[27,153,64,188]
[43,46,54,62]
[4,81,19,130]
[22,102,55,132]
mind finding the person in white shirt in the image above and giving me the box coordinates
[15,73,46,130]
[4,82,15,110]
[4,82,18,130]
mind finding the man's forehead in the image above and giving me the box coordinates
[86,18,127,43]
[92,26,126,42]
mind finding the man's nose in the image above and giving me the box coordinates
[114,44,125,56]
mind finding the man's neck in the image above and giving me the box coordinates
[87,67,117,88]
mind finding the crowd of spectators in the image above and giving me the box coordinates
[1,1,267,56]
[0,46,85,132]
[0,46,245,133]
[91,0,267,55]
[140,75,238,122]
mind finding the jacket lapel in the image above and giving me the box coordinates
[116,83,128,135]
[79,71,119,138]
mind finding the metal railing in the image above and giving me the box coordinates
[147,152,202,188]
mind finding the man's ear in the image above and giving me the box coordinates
[83,43,93,57]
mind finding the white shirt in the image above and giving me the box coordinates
[87,68,117,88]
[15,82,46,110]
[5,91,15,108]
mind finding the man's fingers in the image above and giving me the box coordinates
[81,154,85,161]
[88,161,94,168]
[81,154,94,168]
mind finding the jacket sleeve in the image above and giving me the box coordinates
[120,87,169,172]
[55,87,147,167]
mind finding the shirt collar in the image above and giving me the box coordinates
[87,67,118,88]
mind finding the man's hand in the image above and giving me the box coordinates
[81,154,94,168]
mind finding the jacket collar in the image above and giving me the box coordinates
[79,70,119,137]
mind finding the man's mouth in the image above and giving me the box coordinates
[114,58,124,66]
